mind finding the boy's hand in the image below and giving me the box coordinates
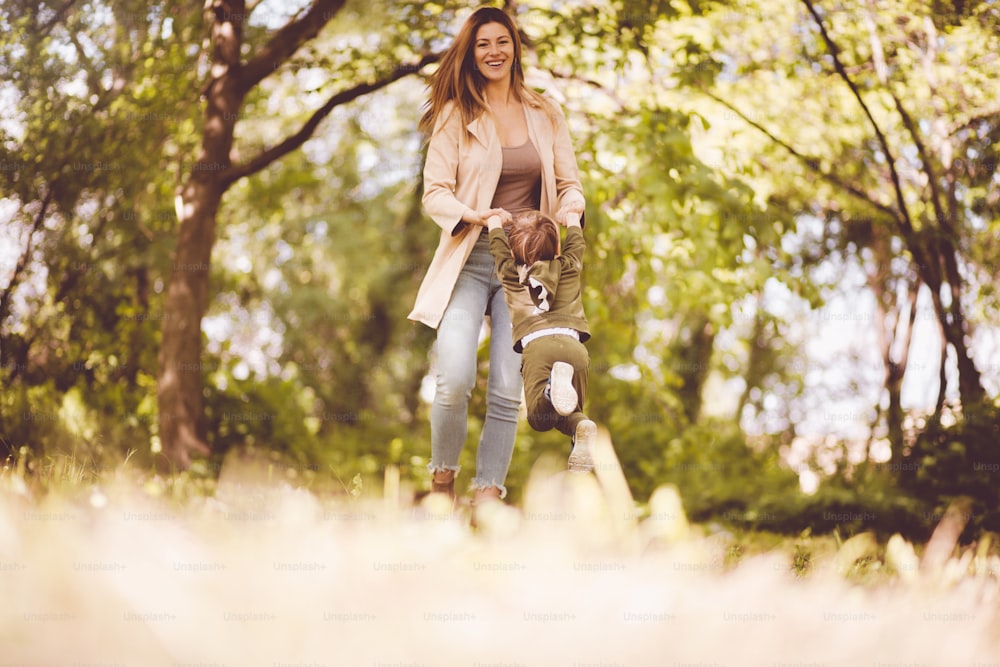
[486,214,504,230]
[564,211,582,228]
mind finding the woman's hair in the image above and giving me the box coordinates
[505,210,560,266]
[419,6,551,135]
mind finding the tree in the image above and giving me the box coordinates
[0,0,204,460]
[155,0,439,468]
[680,0,999,457]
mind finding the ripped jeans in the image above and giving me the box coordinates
[428,234,523,498]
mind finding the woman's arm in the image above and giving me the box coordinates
[422,106,509,233]
[549,103,586,225]
[422,104,471,235]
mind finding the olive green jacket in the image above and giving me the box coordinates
[489,226,591,353]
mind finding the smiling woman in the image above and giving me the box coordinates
[408,6,587,507]
[474,22,515,77]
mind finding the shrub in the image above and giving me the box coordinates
[899,401,1000,537]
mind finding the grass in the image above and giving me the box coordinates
[2,445,1000,666]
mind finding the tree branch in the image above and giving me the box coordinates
[222,53,440,186]
[799,0,922,254]
[550,69,627,112]
[699,88,899,221]
[37,0,80,37]
[236,0,347,95]
[948,108,1000,137]
[889,91,955,243]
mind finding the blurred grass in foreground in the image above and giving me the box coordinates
[2,441,999,666]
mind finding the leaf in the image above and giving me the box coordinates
[349,473,363,499]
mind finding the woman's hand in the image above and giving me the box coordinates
[555,203,584,226]
[463,208,511,227]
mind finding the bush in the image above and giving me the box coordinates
[772,471,929,539]
[899,401,1000,537]
[626,417,802,523]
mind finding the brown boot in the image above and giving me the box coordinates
[470,485,502,529]
[431,469,456,500]
[472,485,502,504]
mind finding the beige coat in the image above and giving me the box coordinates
[407,97,586,329]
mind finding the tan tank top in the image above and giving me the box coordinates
[490,139,542,213]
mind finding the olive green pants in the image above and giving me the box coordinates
[521,334,589,438]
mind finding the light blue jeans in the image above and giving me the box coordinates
[429,234,523,498]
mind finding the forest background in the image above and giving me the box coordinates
[2,0,998,539]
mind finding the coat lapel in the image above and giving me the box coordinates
[466,115,492,149]
[468,114,502,211]
[525,104,555,216]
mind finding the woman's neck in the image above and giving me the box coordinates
[484,79,514,109]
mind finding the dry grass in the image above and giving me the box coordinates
[2,434,999,667]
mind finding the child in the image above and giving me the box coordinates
[487,209,596,472]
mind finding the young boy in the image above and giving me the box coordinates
[487,209,596,472]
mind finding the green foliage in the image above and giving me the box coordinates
[659,427,932,541]
[777,470,929,540]
[900,402,1000,536]
[1,0,997,542]
[640,418,801,524]
[203,365,320,465]
[0,0,202,465]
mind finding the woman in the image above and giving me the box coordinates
[408,6,586,504]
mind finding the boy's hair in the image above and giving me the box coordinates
[505,210,559,266]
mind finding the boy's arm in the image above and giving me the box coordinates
[560,212,585,270]
[486,216,521,287]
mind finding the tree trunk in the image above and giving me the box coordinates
[933,300,948,421]
[885,284,918,463]
[863,224,920,463]
[938,238,984,408]
[922,243,984,413]
[156,1,244,468]
[800,0,985,413]
[736,299,770,424]
[677,315,715,424]
[156,177,226,468]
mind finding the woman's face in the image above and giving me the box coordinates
[473,22,515,84]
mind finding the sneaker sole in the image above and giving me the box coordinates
[550,361,578,416]
[568,419,596,473]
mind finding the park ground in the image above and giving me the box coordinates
[2,443,999,667]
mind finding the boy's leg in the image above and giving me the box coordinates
[521,342,560,433]
[567,419,597,473]
[552,340,591,437]
[537,339,594,472]
[549,361,578,416]
[523,336,591,434]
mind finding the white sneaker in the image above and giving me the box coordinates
[549,361,578,416]
[567,419,596,473]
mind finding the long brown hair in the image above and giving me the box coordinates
[505,210,560,266]
[419,6,550,135]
